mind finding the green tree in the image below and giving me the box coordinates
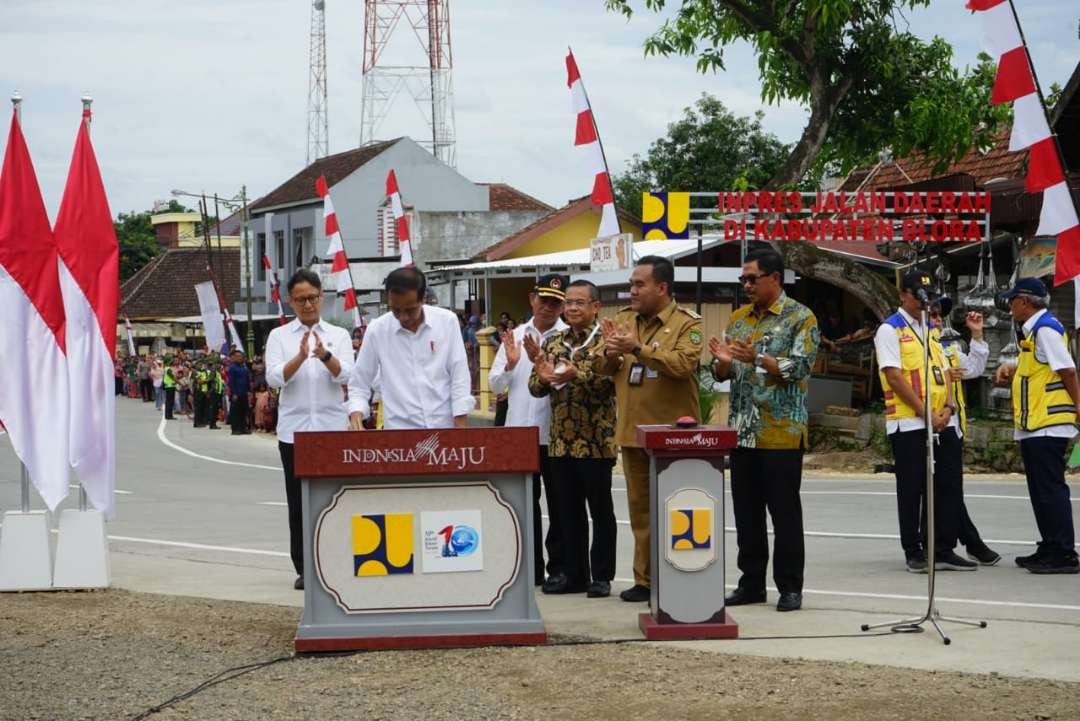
[115,210,160,280]
[605,1,1010,317]
[614,94,789,220]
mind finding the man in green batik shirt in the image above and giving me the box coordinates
[709,247,819,613]
[528,279,617,599]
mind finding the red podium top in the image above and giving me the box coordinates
[635,425,737,457]
[294,427,540,478]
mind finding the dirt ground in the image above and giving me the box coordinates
[1,590,1078,721]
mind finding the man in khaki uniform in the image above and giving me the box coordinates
[596,255,703,602]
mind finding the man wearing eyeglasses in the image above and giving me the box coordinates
[348,266,474,431]
[709,248,818,612]
[873,271,972,576]
[265,268,354,591]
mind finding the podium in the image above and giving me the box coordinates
[637,424,739,640]
[292,427,546,652]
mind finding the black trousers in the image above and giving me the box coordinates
[192,391,206,427]
[730,448,805,595]
[207,393,220,428]
[229,394,249,433]
[164,387,176,419]
[140,378,152,402]
[954,439,987,550]
[533,445,564,583]
[890,427,963,556]
[279,441,304,576]
[1020,437,1077,558]
[549,456,617,584]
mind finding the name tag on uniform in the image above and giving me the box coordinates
[628,362,645,386]
[645,367,659,379]
[932,366,944,384]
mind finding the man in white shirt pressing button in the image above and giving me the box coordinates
[265,269,355,591]
[348,267,475,431]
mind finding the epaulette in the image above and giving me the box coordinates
[617,305,633,313]
[678,306,702,320]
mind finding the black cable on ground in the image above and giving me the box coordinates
[128,630,897,718]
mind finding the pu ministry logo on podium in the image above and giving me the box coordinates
[665,489,718,572]
[352,513,415,576]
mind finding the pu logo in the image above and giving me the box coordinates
[670,508,711,551]
[352,513,414,576]
[642,191,690,240]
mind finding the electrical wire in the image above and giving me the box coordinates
[128,630,898,718]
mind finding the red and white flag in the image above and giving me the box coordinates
[315,175,361,327]
[262,254,286,325]
[0,109,71,511]
[385,169,413,267]
[967,0,1080,285]
[54,107,119,517]
[567,49,620,239]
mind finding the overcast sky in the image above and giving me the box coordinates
[0,1,1076,220]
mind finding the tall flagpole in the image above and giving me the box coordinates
[12,92,30,515]
[77,93,93,514]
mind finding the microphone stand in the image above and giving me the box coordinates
[861,298,987,644]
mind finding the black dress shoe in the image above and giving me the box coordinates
[777,592,802,611]
[724,587,766,606]
[586,580,611,598]
[541,574,586,594]
[619,584,650,602]
[293,575,304,590]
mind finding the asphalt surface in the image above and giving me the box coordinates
[2,397,1080,679]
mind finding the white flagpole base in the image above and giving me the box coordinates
[0,511,53,591]
[52,509,110,589]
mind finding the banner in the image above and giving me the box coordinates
[194,280,226,352]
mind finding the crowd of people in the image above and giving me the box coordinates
[124,254,1079,600]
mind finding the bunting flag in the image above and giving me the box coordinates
[54,107,120,518]
[262,211,275,302]
[262,254,286,325]
[315,175,362,327]
[0,109,71,511]
[968,0,1080,285]
[385,169,414,267]
[566,48,620,239]
[124,315,137,356]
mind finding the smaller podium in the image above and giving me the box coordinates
[637,424,739,640]
[293,427,545,652]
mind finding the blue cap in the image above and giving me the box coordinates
[999,277,1047,302]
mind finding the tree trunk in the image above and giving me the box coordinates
[767,72,895,319]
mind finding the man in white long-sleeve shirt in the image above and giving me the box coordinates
[489,274,568,588]
[932,299,1000,566]
[265,269,354,591]
[348,267,474,430]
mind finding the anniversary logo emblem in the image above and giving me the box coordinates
[340,433,487,471]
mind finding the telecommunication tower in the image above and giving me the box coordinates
[360,0,456,167]
[307,0,329,165]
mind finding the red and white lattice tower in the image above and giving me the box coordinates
[307,0,329,165]
[360,0,456,167]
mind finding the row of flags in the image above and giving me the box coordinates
[0,105,118,518]
[968,0,1080,286]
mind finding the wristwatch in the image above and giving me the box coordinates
[321,350,332,363]
[754,352,766,368]
[631,344,642,358]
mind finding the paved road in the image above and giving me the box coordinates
[3,397,1080,679]
[3,397,1077,620]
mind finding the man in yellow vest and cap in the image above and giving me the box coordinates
[995,277,1080,574]
[874,270,973,573]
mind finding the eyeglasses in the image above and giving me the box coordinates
[563,299,595,308]
[738,272,771,286]
[291,294,322,306]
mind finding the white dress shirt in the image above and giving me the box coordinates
[875,307,931,435]
[1015,309,1078,441]
[945,338,988,439]
[488,317,568,445]
[265,318,354,443]
[347,304,475,429]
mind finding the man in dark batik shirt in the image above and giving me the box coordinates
[529,279,617,598]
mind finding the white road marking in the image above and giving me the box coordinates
[608,577,1080,613]
[800,490,1079,503]
[69,483,131,495]
[257,501,287,507]
[156,416,281,472]
[107,534,289,558]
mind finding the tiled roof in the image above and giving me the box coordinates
[119,247,242,319]
[839,131,1026,192]
[208,208,243,237]
[476,183,552,212]
[476,196,638,261]
[250,139,400,212]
